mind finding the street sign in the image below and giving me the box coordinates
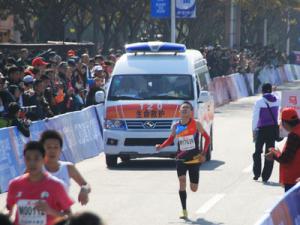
[176,0,196,18]
[151,0,170,18]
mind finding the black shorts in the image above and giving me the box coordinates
[176,161,200,184]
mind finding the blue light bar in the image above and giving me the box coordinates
[125,42,186,53]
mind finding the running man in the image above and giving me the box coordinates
[6,141,73,225]
[156,101,210,219]
[40,130,91,205]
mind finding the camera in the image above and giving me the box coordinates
[20,105,37,113]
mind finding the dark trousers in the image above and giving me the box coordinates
[253,125,276,181]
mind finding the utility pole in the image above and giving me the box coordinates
[229,0,234,48]
[286,8,291,56]
[171,0,176,43]
[263,18,268,46]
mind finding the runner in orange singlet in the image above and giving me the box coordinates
[156,102,210,219]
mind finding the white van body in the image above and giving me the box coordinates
[103,42,214,167]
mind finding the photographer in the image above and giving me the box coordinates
[7,102,30,137]
[23,79,54,121]
[0,73,14,117]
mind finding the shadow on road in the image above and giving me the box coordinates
[184,218,224,225]
[110,159,176,171]
[260,181,281,187]
[200,160,225,171]
[108,159,225,171]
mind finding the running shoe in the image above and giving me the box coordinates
[179,210,188,219]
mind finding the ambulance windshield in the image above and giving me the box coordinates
[108,74,194,101]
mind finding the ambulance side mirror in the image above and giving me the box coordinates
[95,90,105,104]
[198,91,210,103]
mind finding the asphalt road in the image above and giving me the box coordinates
[1,82,299,225]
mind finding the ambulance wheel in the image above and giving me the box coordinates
[105,155,118,168]
[206,128,213,161]
[206,145,212,161]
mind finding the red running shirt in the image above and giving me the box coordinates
[7,173,74,225]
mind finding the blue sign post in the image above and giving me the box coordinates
[151,0,171,18]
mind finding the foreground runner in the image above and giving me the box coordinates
[156,102,210,219]
[40,130,91,205]
[6,141,73,225]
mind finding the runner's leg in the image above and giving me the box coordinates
[189,163,200,192]
[177,161,187,209]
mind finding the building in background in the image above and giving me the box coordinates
[0,15,20,43]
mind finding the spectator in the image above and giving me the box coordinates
[103,60,114,77]
[32,57,48,78]
[17,48,29,67]
[69,212,104,225]
[86,77,105,106]
[89,58,95,70]
[8,84,22,104]
[7,102,30,137]
[23,75,34,92]
[7,66,22,86]
[67,49,76,58]
[266,107,300,192]
[95,55,104,65]
[23,79,53,120]
[0,73,14,118]
[252,83,280,182]
[92,65,104,78]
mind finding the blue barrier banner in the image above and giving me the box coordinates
[9,127,29,175]
[176,0,196,18]
[0,128,19,193]
[151,0,170,18]
[258,183,300,225]
[45,106,102,163]
[29,120,47,141]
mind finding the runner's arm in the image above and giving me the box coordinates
[68,164,91,205]
[156,124,176,151]
[196,121,210,154]
[35,200,71,217]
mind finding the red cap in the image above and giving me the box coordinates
[67,50,76,57]
[32,57,48,67]
[24,69,34,76]
[282,107,299,121]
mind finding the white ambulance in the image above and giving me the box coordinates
[99,42,214,167]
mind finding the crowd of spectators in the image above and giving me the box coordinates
[0,47,121,132]
[201,44,288,78]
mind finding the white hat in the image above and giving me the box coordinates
[92,65,103,73]
[23,75,34,84]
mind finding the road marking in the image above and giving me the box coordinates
[196,194,225,214]
[242,164,253,173]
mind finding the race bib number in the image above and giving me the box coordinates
[178,135,195,151]
[17,200,46,225]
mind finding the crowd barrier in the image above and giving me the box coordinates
[212,73,255,107]
[211,64,300,107]
[0,105,104,193]
[258,64,300,88]
[256,182,300,225]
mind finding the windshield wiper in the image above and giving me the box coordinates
[109,95,144,100]
[149,94,190,100]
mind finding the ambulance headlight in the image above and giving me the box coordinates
[105,120,126,130]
